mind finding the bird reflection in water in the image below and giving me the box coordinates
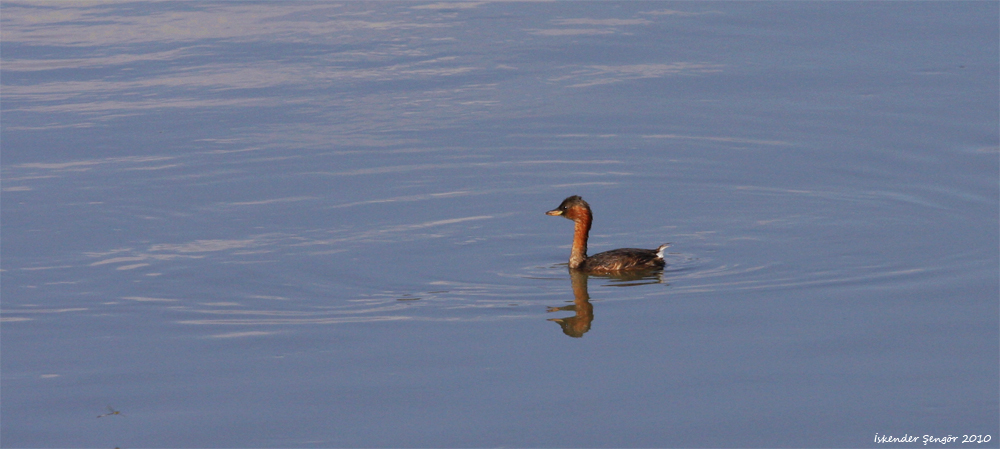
[547,268,664,338]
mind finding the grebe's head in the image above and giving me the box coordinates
[546,195,591,221]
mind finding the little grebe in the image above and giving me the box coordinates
[546,195,668,273]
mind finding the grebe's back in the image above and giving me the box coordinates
[580,244,668,272]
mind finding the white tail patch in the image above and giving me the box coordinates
[655,243,671,259]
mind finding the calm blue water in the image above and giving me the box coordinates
[2,2,997,447]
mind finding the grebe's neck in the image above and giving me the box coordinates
[569,213,591,269]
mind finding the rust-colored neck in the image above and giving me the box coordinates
[569,212,591,269]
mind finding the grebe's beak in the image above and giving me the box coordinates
[546,209,562,216]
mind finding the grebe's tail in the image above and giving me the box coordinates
[656,243,671,260]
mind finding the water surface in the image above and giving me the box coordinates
[2,2,997,447]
